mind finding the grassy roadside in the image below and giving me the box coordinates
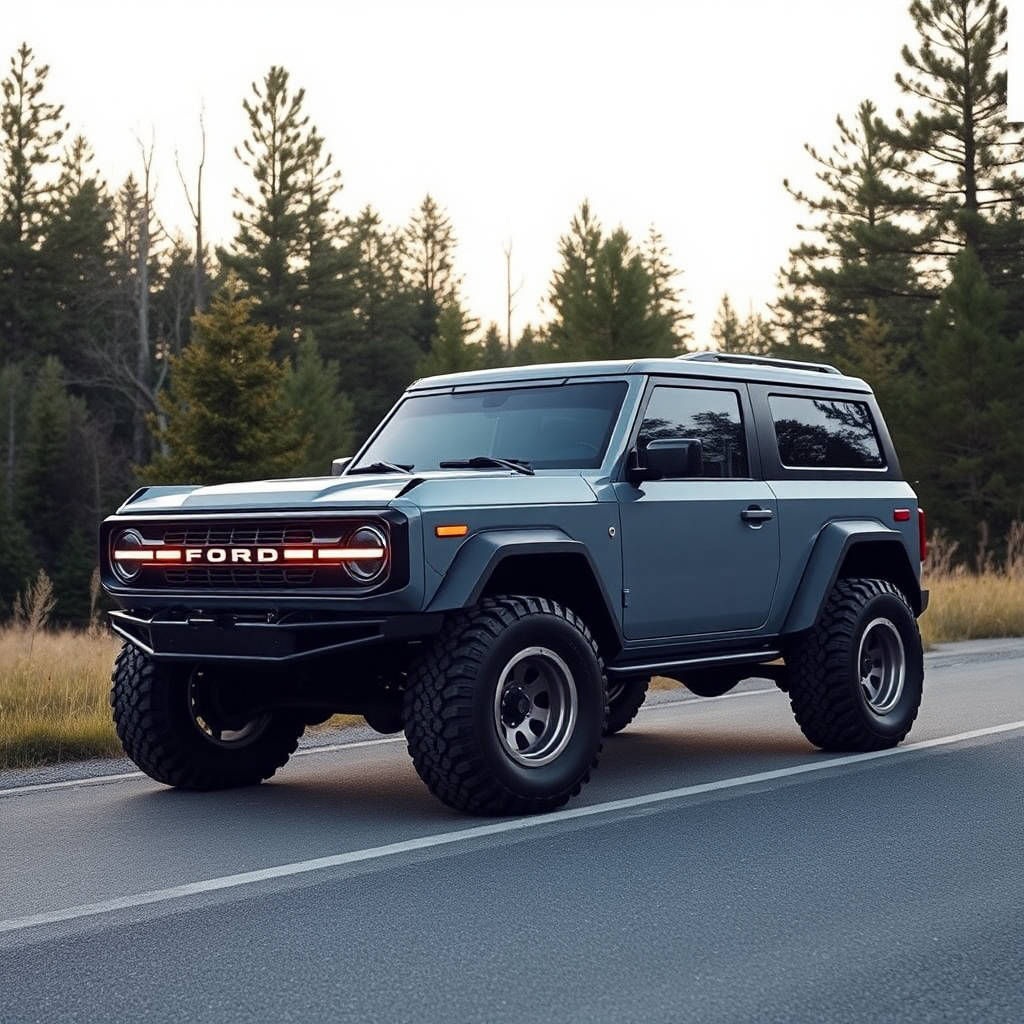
[1,571,1021,770]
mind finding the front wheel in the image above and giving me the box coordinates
[403,596,606,815]
[110,643,305,789]
[786,578,923,752]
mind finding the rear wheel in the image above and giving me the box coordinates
[786,578,923,752]
[403,596,605,815]
[110,642,305,789]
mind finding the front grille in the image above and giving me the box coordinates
[163,567,317,587]
[105,513,408,595]
[161,525,315,546]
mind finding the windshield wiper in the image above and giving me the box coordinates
[346,461,414,475]
[439,456,535,476]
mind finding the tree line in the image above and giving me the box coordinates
[1,0,1021,624]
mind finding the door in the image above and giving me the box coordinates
[614,383,780,640]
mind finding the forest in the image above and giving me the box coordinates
[0,0,1021,625]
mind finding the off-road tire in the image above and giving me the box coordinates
[110,642,305,789]
[604,677,649,735]
[403,596,605,816]
[786,578,923,752]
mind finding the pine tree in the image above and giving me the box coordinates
[340,206,420,440]
[642,226,693,346]
[142,281,304,484]
[886,0,1021,272]
[404,194,460,354]
[220,66,346,359]
[283,332,355,475]
[910,247,1024,556]
[548,203,682,360]
[710,294,743,352]
[41,134,114,379]
[779,99,924,362]
[480,322,507,369]
[416,301,481,377]
[0,43,66,364]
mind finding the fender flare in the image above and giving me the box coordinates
[782,520,923,635]
[426,528,619,624]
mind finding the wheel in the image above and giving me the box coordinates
[403,596,605,815]
[786,578,923,752]
[604,676,649,735]
[110,642,305,789]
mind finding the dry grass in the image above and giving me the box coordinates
[919,523,1024,647]
[0,626,123,770]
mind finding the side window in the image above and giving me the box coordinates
[637,386,749,478]
[769,395,884,469]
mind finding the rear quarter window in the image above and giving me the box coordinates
[769,395,884,469]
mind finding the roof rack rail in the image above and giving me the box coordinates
[678,352,842,375]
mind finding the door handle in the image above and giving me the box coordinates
[740,506,774,522]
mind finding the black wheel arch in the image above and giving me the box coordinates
[426,531,624,661]
[783,522,925,636]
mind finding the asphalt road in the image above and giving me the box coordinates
[2,638,1022,1024]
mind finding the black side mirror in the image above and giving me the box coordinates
[331,456,352,477]
[628,437,703,483]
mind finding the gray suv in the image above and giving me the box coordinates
[101,352,928,815]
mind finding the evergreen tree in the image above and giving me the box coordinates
[779,99,923,362]
[13,357,99,622]
[283,332,355,475]
[0,494,34,617]
[41,134,114,379]
[340,206,420,440]
[838,302,910,448]
[548,203,682,360]
[480,322,507,369]
[910,248,1024,557]
[416,301,481,377]
[0,43,65,364]
[220,66,346,359]
[404,194,460,353]
[508,324,551,366]
[710,294,743,352]
[142,281,304,484]
[886,0,1021,273]
[641,226,693,346]
[711,294,774,355]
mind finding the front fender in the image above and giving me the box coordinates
[426,529,599,612]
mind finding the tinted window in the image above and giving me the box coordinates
[770,395,884,469]
[637,386,749,477]
[352,381,627,471]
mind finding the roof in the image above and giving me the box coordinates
[409,352,872,393]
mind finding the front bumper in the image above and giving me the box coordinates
[110,609,445,663]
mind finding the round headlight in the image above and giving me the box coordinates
[111,529,146,583]
[343,525,388,583]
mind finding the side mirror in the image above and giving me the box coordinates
[331,456,352,477]
[628,438,703,483]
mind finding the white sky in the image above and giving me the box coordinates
[1,0,961,343]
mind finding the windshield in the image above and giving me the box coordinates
[351,381,628,472]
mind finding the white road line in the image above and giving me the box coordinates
[0,688,779,798]
[2,719,1022,936]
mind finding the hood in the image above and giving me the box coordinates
[118,474,416,513]
[117,469,598,515]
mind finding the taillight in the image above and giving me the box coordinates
[918,508,927,562]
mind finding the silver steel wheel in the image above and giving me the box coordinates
[188,670,271,748]
[857,617,906,715]
[493,646,578,768]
